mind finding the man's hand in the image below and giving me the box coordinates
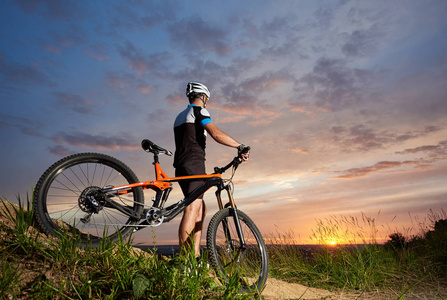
[237,144,250,161]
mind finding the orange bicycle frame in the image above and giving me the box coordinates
[107,161,221,194]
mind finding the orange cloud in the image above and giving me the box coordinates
[332,160,423,179]
[138,84,152,94]
[216,104,282,125]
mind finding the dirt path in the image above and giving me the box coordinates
[260,278,383,300]
[262,278,335,300]
[260,279,443,300]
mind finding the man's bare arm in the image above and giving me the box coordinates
[204,123,240,148]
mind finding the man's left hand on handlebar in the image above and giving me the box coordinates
[237,144,250,161]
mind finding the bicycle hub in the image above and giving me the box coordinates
[79,186,105,214]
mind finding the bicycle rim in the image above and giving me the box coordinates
[34,153,143,246]
[207,208,268,293]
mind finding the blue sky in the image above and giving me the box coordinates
[1,0,446,245]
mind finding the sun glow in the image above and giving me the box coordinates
[329,240,337,246]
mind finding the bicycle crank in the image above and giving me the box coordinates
[145,207,165,227]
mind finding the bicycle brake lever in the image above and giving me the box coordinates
[214,156,243,174]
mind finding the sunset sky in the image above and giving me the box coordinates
[1,0,446,245]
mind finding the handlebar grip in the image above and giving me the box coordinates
[237,145,250,158]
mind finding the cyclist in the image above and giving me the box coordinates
[173,82,249,256]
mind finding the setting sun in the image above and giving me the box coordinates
[329,240,337,246]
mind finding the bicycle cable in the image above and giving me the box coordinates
[222,164,237,196]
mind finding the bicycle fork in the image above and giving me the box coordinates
[216,184,246,252]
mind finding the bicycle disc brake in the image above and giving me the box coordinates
[145,207,164,227]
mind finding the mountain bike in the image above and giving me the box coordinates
[33,139,268,292]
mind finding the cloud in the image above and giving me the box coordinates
[171,59,228,88]
[341,25,382,58]
[260,36,305,60]
[108,2,173,32]
[332,160,425,179]
[105,71,154,95]
[386,61,447,122]
[47,145,75,157]
[166,93,184,106]
[37,23,88,56]
[138,84,152,94]
[106,73,131,89]
[147,108,169,123]
[50,24,86,46]
[0,57,48,86]
[118,42,171,76]
[334,124,392,151]
[263,132,311,155]
[53,92,93,114]
[167,17,231,56]
[83,43,110,61]
[0,114,45,137]
[297,58,377,111]
[220,71,290,104]
[397,140,447,163]
[118,42,151,75]
[397,140,447,154]
[330,124,443,152]
[50,132,139,151]
[333,139,447,179]
[216,102,282,126]
[14,0,85,21]
[286,102,316,116]
[313,6,335,28]
[244,14,309,62]
[239,71,292,94]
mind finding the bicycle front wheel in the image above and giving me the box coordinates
[206,208,268,293]
[33,153,144,248]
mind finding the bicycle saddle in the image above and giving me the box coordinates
[141,139,173,156]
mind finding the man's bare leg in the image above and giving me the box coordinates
[179,198,207,256]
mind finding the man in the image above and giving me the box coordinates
[173,82,249,256]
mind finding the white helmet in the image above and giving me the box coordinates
[186,82,210,98]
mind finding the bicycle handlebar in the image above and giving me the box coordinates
[142,139,249,175]
[214,145,250,174]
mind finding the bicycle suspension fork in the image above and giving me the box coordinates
[216,184,246,250]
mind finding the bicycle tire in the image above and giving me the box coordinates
[33,153,144,248]
[206,208,268,293]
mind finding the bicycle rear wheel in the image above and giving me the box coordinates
[33,153,144,248]
[206,208,268,293]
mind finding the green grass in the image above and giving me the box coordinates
[1,193,446,299]
[267,211,447,297]
[0,195,256,299]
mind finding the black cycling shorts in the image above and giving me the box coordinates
[175,160,206,198]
